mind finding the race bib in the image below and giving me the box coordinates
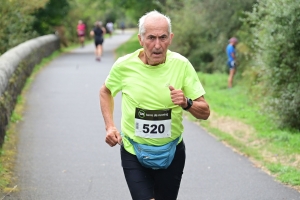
[135,108,171,138]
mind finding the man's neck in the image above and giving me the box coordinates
[138,50,166,66]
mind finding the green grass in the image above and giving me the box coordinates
[114,35,300,188]
[267,163,300,185]
[200,72,300,152]
[115,31,140,58]
[198,72,300,186]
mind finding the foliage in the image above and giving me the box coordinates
[166,0,256,73]
[0,0,47,54]
[245,0,300,129]
[0,0,71,54]
[267,163,300,185]
[111,0,166,21]
[32,0,70,35]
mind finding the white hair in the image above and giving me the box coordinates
[138,10,172,39]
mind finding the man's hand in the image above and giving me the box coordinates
[169,85,187,108]
[105,127,122,147]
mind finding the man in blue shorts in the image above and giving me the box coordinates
[99,10,210,200]
[226,37,238,88]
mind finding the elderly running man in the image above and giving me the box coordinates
[99,10,210,200]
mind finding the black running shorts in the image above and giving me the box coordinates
[95,39,103,46]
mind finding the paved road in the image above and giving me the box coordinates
[4,30,300,200]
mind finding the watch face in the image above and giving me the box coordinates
[184,98,193,110]
[188,98,193,106]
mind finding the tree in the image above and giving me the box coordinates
[0,0,47,54]
[111,0,165,21]
[165,0,256,73]
[32,0,70,35]
[245,0,300,129]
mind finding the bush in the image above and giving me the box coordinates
[0,0,47,54]
[245,0,300,129]
[188,50,214,73]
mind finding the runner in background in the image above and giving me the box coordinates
[90,21,106,61]
[106,21,114,37]
[120,21,125,34]
[77,20,86,47]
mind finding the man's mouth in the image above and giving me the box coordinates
[153,52,162,56]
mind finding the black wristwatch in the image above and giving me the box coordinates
[183,97,193,110]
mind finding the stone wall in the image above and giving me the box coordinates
[0,34,60,147]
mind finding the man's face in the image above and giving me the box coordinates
[138,18,173,66]
[233,41,238,47]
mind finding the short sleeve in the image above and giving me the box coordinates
[105,63,123,97]
[182,61,205,100]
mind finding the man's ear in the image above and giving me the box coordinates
[169,33,174,45]
[138,34,143,46]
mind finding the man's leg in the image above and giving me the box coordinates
[121,146,155,200]
[153,141,186,200]
[228,68,235,88]
[80,36,85,47]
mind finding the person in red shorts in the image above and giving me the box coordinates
[77,20,86,47]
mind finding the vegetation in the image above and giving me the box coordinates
[32,0,70,35]
[0,0,47,54]
[244,0,300,129]
[197,72,300,187]
[167,0,256,73]
[115,32,141,57]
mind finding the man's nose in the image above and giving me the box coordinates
[154,38,161,48]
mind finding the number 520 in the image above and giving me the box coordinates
[143,124,165,134]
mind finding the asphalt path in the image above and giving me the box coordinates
[4,30,300,200]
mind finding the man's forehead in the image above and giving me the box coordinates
[145,32,169,37]
[144,16,168,29]
[144,25,169,37]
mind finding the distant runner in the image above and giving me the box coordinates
[90,21,106,61]
[106,21,114,37]
[77,20,86,47]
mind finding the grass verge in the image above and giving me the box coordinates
[196,72,300,189]
[115,31,140,57]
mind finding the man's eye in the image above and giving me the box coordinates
[160,36,168,41]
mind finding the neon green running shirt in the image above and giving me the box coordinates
[105,48,205,154]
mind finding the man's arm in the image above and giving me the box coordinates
[90,30,94,36]
[99,84,122,147]
[169,86,210,120]
[102,28,107,34]
[231,52,236,60]
[186,96,210,120]
[230,46,238,64]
